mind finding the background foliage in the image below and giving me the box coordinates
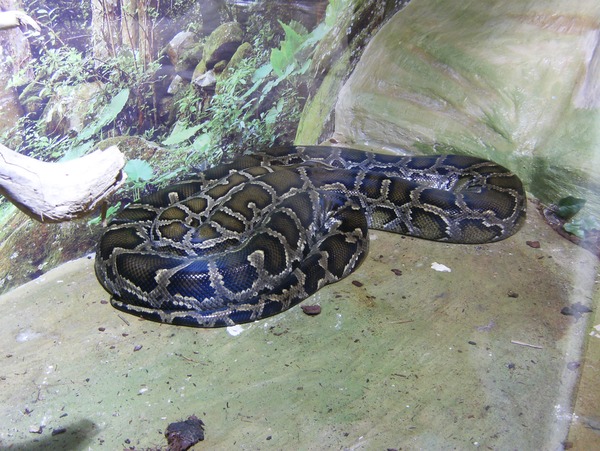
[3,0,343,198]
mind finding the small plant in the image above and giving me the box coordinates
[87,202,121,226]
[157,5,347,183]
[124,159,154,200]
[270,20,309,77]
[555,196,586,220]
[162,121,204,146]
[564,215,600,239]
[554,196,599,239]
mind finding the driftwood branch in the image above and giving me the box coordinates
[0,11,41,32]
[0,143,126,222]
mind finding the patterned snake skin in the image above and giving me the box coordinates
[95,146,526,327]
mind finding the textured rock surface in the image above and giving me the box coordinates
[1,201,597,449]
[41,81,104,136]
[165,31,203,73]
[296,0,409,144]
[202,22,243,69]
[333,0,600,216]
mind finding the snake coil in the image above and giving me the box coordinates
[95,146,526,327]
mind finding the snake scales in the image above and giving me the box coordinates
[95,146,526,327]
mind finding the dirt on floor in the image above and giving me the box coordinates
[0,199,598,450]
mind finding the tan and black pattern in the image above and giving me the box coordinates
[95,146,526,327]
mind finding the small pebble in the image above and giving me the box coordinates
[507,290,519,298]
[526,240,541,248]
[98,327,106,332]
[352,280,364,287]
[567,361,581,371]
[391,268,402,276]
[133,345,143,352]
[301,304,321,316]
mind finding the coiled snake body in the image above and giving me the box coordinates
[95,146,526,327]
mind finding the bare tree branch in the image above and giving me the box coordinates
[0,144,126,222]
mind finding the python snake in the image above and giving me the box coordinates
[95,146,526,327]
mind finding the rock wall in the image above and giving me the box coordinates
[296,0,409,144]
[331,0,600,215]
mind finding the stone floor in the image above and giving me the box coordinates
[0,200,598,450]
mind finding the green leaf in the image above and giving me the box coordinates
[59,141,94,161]
[298,59,311,75]
[304,23,328,48]
[279,21,306,53]
[563,215,600,238]
[270,20,309,77]
[277,63,296,81]
[87,202,121,226]
[96,88,130,127]
[124,159,154,182]
[77,88,130,142]
[263,98,286,126]
[270,48,291,77]
[263,107,278,126]
[162,121,203,145]
[557,196,586,219]
[191,133,211,153]
[563,221,585,239]
[252,63,272,83]
[259,79,278,102]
